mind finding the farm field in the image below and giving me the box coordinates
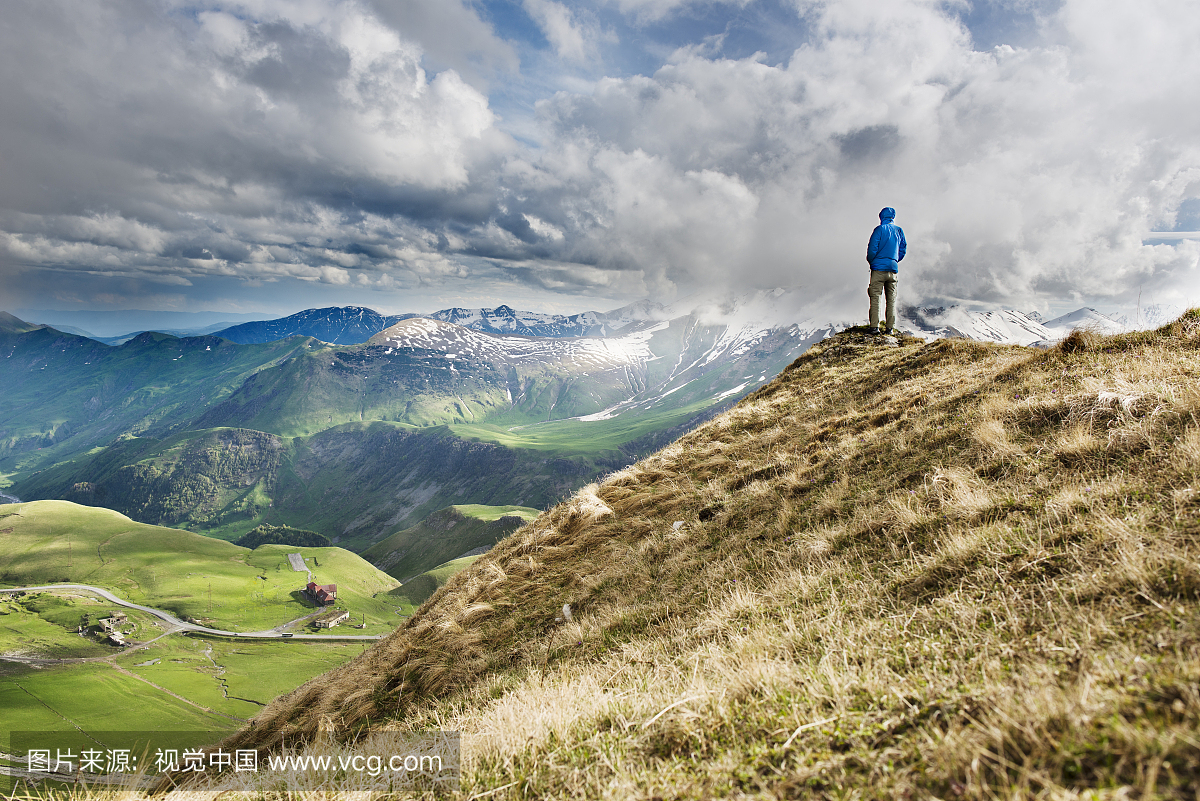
[116,636,374,719]
[0,660,237,740]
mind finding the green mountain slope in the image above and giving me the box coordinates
[210,319,1200,799]
[3,312,816,550]
[13,424,618,546]
[0,323,314,477]
[362,504,539,581]
[384,553,486,608]
[193,315,816,438]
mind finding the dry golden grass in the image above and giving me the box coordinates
[37,319,1200,800]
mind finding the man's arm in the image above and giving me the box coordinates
[866,226,881,264]
[898,229,907,262]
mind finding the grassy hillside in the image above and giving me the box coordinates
[0,501,402,631]
[363,504,539,581]
[1,637,375,795]
[206,317,1200,799]
[385,554,485,609]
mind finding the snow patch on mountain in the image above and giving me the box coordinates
[371,317,669,372]
[1040,308,1127,338]
[425,302,661,338]
[901,306,1051,345]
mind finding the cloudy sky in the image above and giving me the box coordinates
[1,0,1198,322]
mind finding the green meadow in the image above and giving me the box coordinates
[0,638,373,794]
[0,501,388,786]
[0,661,236,737]
[0,597,111,659]
[116,636,374,719]
[0,501,403,632]
[451,504,540,522]
[448,396,718,453]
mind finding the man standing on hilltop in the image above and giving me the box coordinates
[865,207,906,335]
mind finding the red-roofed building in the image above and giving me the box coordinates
[305,581,338,606]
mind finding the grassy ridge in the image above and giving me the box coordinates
[214,319,1200,799]
[0,501,403,631]
[385,555,484,609]
[362,504,539,581]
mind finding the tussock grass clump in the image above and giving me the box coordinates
[161,314,1200,799]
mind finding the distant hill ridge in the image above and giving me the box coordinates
[212,314,1200,798]
[234,523,331,550]
[210,302,663,345]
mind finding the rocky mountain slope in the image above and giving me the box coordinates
[898,303,1180,346]
[210,315,1200,799]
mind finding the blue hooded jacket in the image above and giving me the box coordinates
[866,207,906,273]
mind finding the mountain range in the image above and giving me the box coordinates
[0,302,820,549]
[209,301,667,344]
[21,297,1167,350]
[0,296,1171,552]
[899,303,1180,346]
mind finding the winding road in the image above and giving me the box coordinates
[0,584,383,642]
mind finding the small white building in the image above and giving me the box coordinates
[315,610,350,628]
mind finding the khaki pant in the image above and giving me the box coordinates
[868,270,897,331]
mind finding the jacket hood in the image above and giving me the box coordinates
[879,207,896,223]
